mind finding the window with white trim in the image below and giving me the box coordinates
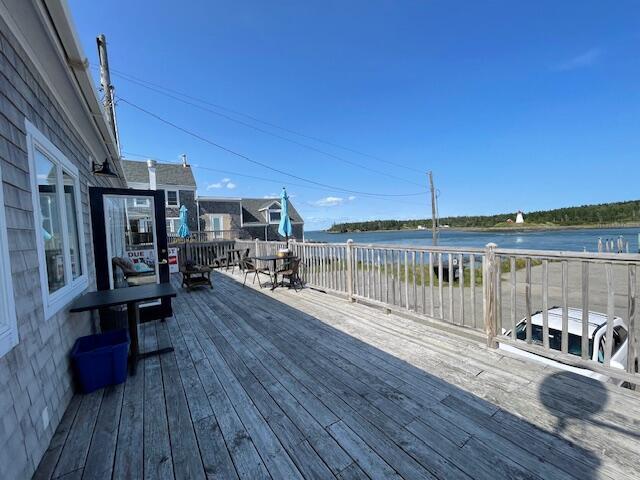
[166,190,179,207]
[268,209,281,223]
[0,164,18,357]
[166,217,180,233]
[26,121,88,320]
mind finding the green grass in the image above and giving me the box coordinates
[309,257,540,288]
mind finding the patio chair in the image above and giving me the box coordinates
[234,248,251,274]
[208,255,227,269]
[112,257,156,287]
[241,257,271,288]
[275,257,303,291]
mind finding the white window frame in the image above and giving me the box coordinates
[166,189,179,207]
[0,163,18,357]
[133,197,150,207]
[268,209,282,224]
[26,121,88,320]
[207,214,224,232]
[166,217,180,233]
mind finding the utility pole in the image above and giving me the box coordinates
[96,34,120,154]
[428,171,438,246]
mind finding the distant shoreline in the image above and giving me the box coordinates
[323,223,640,234]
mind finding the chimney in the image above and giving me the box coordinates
[181,153,188,167]
[147,159,157,190]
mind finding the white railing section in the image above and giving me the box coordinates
[177,238,640,384]
[489,245,639,384]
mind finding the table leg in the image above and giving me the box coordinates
[127,302,140,375]
[126,301,174,376]
[271,259,278,290]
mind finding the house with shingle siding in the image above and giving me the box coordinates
[120,157,199,233]
[120,159,305,241]
[198,196,304,241]
[0,1,124,478]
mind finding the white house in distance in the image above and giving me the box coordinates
[515,211,525,224]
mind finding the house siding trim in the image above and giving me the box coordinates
[0,7,125,478]
[25,119,89,320]
[0,161,18,357]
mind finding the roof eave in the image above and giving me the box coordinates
[41,0,123,176]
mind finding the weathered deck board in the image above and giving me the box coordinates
[34,270,640,480]
[143,321,174,480]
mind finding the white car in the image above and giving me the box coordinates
[500,307,630,383]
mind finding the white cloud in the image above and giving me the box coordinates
[555,48,603,71]
[207,178,235,190]
[311,196,344,207]
[348,195,356,201]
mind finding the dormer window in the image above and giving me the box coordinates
[268,209,281,224]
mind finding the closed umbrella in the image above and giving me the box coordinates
[177,205,190,266]
[278,187,293,242]
[177,205,190,239]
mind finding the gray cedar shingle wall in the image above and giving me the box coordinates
[197,199,242,232]
[0,22,123,480]
[165,189,198,230]
[121,159,196,186]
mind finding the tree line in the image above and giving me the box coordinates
[328,200,640,232]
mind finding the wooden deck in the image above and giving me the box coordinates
[34,270,640,480]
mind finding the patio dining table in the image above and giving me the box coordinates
[69,283,177,375]
[252,254,293,290]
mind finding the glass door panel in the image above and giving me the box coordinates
[90,187,171,324]
[104,195,160,299]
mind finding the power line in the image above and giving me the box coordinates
[122,151,425,207]
[97,65,425,175]
[117,97,428,199]
[108,68,425,188]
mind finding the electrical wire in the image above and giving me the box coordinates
[107,69,425,188]
[94,65,425,175]
[117,97,428,200]
[122,151,426,208]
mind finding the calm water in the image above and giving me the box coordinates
[305,227,640,253]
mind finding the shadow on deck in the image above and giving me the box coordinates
[34,271,640,479]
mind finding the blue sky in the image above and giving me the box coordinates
[69,0,640,230]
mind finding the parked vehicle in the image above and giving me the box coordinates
[500,307,629,383]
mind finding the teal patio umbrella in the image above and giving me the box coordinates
[278,187,293,242]
[178,205,190,265]
[177,205,190,239]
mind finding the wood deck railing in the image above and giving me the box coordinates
[168,230,247,244]
[489,246,639,384]
[174,238,640,384]
[169,240,236,268]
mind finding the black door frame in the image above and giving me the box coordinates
[89,187,172,322]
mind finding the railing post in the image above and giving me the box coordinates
[483,242,499,348]
[628,264,637,377]
[346,239,354,302]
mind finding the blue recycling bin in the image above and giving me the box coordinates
[71,329,130,393]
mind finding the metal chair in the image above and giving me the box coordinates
[276,257,303,291]
[241,258,271,288]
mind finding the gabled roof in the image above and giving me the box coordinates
[121,159,196,187]
[258,200,281,211]
[241,198,304,224]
